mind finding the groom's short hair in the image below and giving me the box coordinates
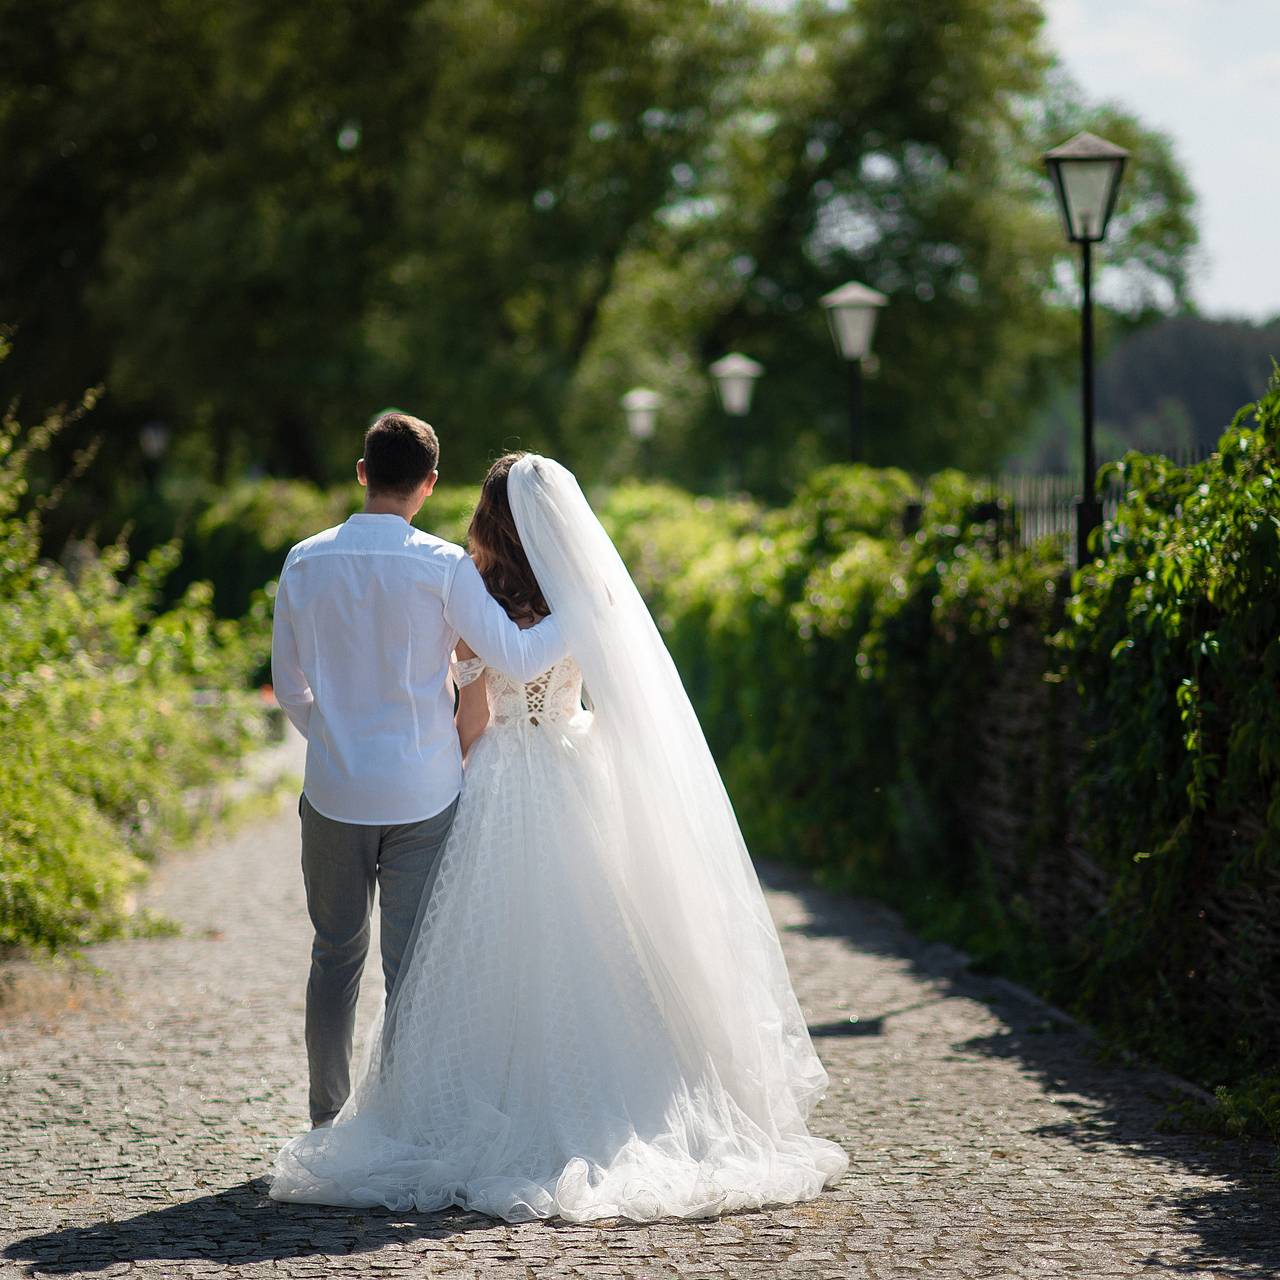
[363,412,439,496]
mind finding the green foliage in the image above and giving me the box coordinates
[0,0,1198,524]
[422,486,484,548]
[0,391,271,953]
[601,384,1280,1136]
[1209,1075,1280,1146]
[570,1,1198,493]
[1060,373,1280,1091]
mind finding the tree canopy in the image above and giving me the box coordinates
[0,0,1198,518]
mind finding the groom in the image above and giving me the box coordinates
[271,412,565,1128]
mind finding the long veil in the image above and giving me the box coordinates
[507,454,831,1135]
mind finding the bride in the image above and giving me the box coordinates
[268,452,847,1222]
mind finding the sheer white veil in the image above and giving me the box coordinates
[507,454,830,1134]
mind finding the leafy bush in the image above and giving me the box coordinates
[0,388,271,953]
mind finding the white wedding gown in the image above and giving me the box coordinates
[269,457,848,1223]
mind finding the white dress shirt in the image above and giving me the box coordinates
[270,512,566,825]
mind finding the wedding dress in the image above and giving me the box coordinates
[268,457,848,1222]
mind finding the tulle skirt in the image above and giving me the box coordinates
[269,712,847,1222]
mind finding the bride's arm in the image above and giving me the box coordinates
[452,638,490,760]
[443,554,565,681]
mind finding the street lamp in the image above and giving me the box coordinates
[820,281,887,462]
[139,420,171,492]
[139,420,170,460]
[621,387,661,465]
[709,353,764,492]
[1043,130,1129,566]
[709,353,764,417]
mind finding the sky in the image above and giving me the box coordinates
[1043,0,1280,321]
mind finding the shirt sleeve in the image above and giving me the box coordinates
[271,565,314,739]
[442,554,568,682]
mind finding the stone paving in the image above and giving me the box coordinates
[2,730,1278,1278]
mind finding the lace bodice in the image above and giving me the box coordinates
[454,654,586,730]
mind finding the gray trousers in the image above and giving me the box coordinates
[299,792,458,1127]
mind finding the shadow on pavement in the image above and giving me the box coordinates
[3,1177,594,1274]
[960,1025,1280,1278]
[758,858,1280,1280]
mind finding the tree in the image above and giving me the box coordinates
[565,0,1198,494]
[69,0,755,487]
[0,0,1198,524]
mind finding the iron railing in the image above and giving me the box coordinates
[913,444,1216,569]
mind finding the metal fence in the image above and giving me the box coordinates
[918,443,1215,569]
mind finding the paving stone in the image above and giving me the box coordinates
[2,734,1278,1277]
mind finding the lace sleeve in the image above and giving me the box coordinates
[451,656,486,689]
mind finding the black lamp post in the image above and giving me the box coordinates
[709,353,764,491]
[709,352,764,417]
[819,281,887,462]
[1043,131,1129,567]
[139,420,171,493]
[621,387,661,468]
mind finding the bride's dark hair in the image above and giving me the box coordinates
[468,452,549,622]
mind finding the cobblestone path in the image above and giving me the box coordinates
[2,733,1278,1278]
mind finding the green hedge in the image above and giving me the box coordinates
[603,380,1280,1136]
[1062,382,1280,1123]
[0,395,272,953]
